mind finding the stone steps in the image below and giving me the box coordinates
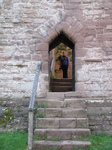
[50,82,72,86]
[34,129,90,140]
[50,86,72,92]
[50,78,72,82]
[37,98,86,108]
[36,118,88,129]
[33,140,91,150]
[50,78,72,92]
[33,92,91,150]
[37,108,87,118]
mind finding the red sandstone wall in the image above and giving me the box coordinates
[0,0,112,98]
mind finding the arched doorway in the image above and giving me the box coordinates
[49,32,75,92]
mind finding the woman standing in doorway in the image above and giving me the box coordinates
[59,52,69,78]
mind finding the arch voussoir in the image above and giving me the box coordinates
[37,11,86,46]
[36,10,86,74]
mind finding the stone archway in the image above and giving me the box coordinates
[36,11,86,93]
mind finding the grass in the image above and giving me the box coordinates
[74,133,112,150]
[0,131,112,150]
[0,131,28,150]
[87,133,112,150]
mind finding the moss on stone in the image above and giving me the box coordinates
[16,64,27,68]
[0,109,14,128]
[0,98,10,101]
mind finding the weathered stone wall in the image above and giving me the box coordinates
[87,99,112,134]
[0,98,112,133]
[0,0,112,98]
[0,99,29,132]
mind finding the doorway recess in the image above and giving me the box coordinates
[49,32,75,92]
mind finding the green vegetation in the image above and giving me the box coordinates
[33,104,46,130]
[0,109,14,127]
[50,72,55,79]
[47,148,59,150]
[68,51,72,56]
[34,104,46,118]
[0,132,112,150]
[57,43,66,51]
[0,131,28,150]
[49,89,52,92]
[88,133,112,150]
[0,98,10,101]
[16,64,27,68]
[37,103,46,108]
[34,135,61,142]
[35,113,46,118]
[74,133,112,150]
[45,137,61,141]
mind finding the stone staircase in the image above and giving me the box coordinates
[33,92,91,150]
[50,78,72,92]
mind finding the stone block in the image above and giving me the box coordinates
[42,61,48,73]
[47,92,65,99]
[102,124,111,130]
[46,129,72,140]
[48,28,58,41]
[89,119,96,126]
[64,99,86,108]
[76,72,90,82]
[33,140,91,150]
[54,22,62,34]
[41,51,48,61]
[64,91,88,98]
[72,33,84,43]
[32,54,42,61]
[37,43,49,51]
[44,108,62,118]
[36,118,59,129]
[37,108,45,116]
[14,54,31,61]
[97,34,112,42]
[75,82,85,91]
[87,107,112,116]
[75,48,87,57]
[0,107,3,116]
[84,36,94,42]
[38,99,63,108]
[62,108,87,118]
[77,118,88,128]
[59,118,76,128]
[110,121,112,125]
[64,4,78,10]
[22,100,29,107]
[34,129,45,139]
[34,128,89,141]
[72,129,90,139]
[86,100,112,107]
[86,83,102,91]
[62,22,70,33]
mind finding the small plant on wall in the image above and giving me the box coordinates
[0,108,14,128]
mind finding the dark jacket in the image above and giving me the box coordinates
[60,56,69,69]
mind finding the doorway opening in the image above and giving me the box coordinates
[49,32,75,92]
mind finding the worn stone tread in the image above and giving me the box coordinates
[34,128,90,140]
[36,118,88,128]
[33,140,91,150]
[37,108,87,118]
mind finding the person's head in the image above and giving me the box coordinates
[63,51,66,56]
